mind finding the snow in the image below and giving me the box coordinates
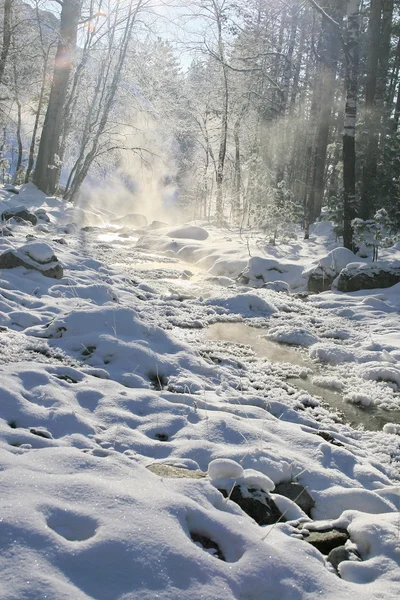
[167,225,209,240]
[21,241,57,263]
[319,247,359,275]
[0,186,400,599]
[208,458,244,479]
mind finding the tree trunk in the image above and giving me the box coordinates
[33,0,81,195]
[0,0,12,86]
[359,0,382,220]
[343,0,360,250]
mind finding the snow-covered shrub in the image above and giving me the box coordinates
[352,209,397,261]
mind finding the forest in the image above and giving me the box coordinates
[0,0,400,250]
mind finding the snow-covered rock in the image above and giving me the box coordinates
[337,261,400,292]
[0,242,63,278]
[167,225,209,240]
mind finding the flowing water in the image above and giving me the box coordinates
[205,322,400,432]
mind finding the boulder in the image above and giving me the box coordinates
[1,206,37,225]
[0,226,13,237]
[336,261,400,292]
[167,225,209,241]
[112,213,148,228]
[274,482,315,516]
[303,528,349,554]
[34,208,50,223]
[327,545,361,572]
[219,485,283,526]
[0,242,63,279]
[307,266,335,293]
[147,220,168,230]
[307,248,359,293]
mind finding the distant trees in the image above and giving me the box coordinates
[0,0,399,243]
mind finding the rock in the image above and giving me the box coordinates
[336,261,400,292]
[219,485,283,526]
[34,208,50,223]
[307,248,359,293]
[29,427,53,439]
[190,532,225,560]
[112,213,148,228]
[147,464,206,479]
[0,243,63,279]
[274,482,315,516]
[0,226,13,236]
[1,206,37,225]
[307,266,335,293]
[327,545,361,572]
[315,431,344,447]
[167,225,209,241]
[147,220,168,230]
[4,185,19,194]
[303,528,349,554]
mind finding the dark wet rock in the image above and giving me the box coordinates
[274,482,315,516]
[34,209,50,223]
[1,206,37,225]
[29,427,53,439]
[190,532,225,560]
[0,248,63,279]
[4,185,19,194]
[0,226,13,236]
[327,545,361,572]
[315,431,344,447]
[112,213,148,228]
[307,266,334,293]
[53,238,68,245]
[147,464,207,479]
[220,485,283,526]
[81,226,101,232]
[337,262,400,292]
[303,528,349,554]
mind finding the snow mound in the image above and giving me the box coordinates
[319,248,358,275]
[310,343,356,364]
[266,326,319,347]
[359,363,400,387]
[205,292,277,317]
[167,225,209,240]
[208,458,244,479]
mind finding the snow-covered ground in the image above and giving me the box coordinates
[0,184,399,600]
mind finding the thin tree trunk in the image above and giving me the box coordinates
[25,49,51,183]
[0,0,12,86]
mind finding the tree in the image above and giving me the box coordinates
[33,0,82,195]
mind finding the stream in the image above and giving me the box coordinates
[91,228,400,433]
[205,322,400,432]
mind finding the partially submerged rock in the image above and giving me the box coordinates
[336,261,400,292]
[0,242,63,279]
